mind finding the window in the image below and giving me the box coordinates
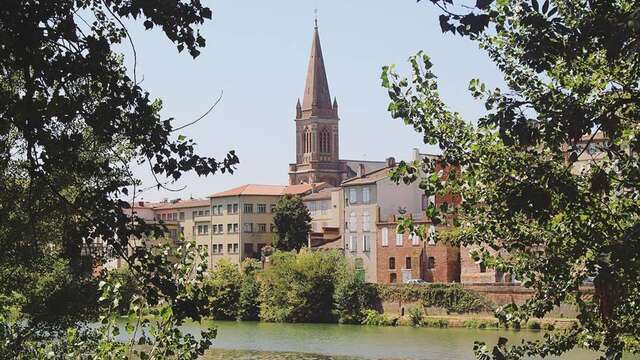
[363,235,371,252]
[389,257,396,270]
[479,262,487,273]
[192,211,197,218]
[244,223,253,233]
[218,224,223,233]
[233,204,238,214]
[428,225,436,245]
[233,243,239,253]
[172,213,177,220]
[427,256,435,269]
[349,188,357,204]
[421,194,434,211]
[257,204,267,213]
[396,233,403,246]
[201,245,209,256]
[405,257,412,269]
[381,228,389,246]
[233,223,239,233]
[244,204,253,213]
[227,224,233,233]
[390,273,397,284]
[212,205,218,215]
[228,243,233,253]
[362,211,371,231]
[161,213,166,220]
[204,210,210,216]
[218,205,223,215]
[349,212,357,232]
[179,212,185,220]
[217,244,223,253]
[212,244,219,253]
[198,210,204,217]
[362,187,370,203]
[349,235,357,252]
[197,225,208,235]
[270,204,276,213]
[227,204,232,214]
[258,223,267,232]
[412,233,420,246]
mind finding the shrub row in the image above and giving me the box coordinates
[375,283,494,314]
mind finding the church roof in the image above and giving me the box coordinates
[301,24,335,119]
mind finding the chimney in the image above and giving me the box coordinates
[357,163,366,178]
[386,157,396,168]
[412,148,421,161]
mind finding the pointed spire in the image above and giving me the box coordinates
[301,22,334,118]
[332,97,338,117]
[296,98,302,119]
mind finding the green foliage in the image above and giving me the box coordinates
[376,283,493,314]
[384,1,640,358]
[361,309,391,326]
[204,259,242,320]
[423,318,449,328]
[407,307,425,327]
[333,267,378,324]
[527,319,541,330]
[272,195,312,251]
[238,259,261,321]
[259,250,345,323]
[463,319,500,329]
[1,0,233,357]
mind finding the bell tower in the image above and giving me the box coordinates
[289,22,343,186]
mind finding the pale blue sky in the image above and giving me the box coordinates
[125,0,503,201]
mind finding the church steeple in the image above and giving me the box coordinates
[301,23,334,119]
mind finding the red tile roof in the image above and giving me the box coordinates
[210,183,325,198]
[153,199,210,210]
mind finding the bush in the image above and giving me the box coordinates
[375,283,493,314]
[238,259,261,321]
[463,319,499,329]
[527,319,541,330]
[407,307,425,327]
[361,309,390,326]
[423,318,449,328]
[542,322,555,331]
[333,269,378,324]
[259,250,346,323]
[204,259,242,320]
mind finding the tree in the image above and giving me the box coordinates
[259,250,345,323]
[0,0,237,357]
[383,1,639,358]
[272,195,312,251]
[238,259,261,321]
[203,259,242,320]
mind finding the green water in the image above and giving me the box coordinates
[176,321,640,360]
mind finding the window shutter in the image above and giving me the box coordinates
[381,228,389,246]
[396,233,403,246]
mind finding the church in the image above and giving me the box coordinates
[288,23,386,187]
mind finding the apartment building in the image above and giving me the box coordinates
[208,184,317,267]
[341,157,435,282]
[303,187,344,249]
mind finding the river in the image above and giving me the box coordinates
[175,321,640,360]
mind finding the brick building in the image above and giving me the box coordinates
[376,216,460,284]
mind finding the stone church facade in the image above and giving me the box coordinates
[288,24,385,187]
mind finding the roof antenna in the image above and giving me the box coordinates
[314,8,318,29]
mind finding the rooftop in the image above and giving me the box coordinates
[153,199,210,210]
[210,183,326,198]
